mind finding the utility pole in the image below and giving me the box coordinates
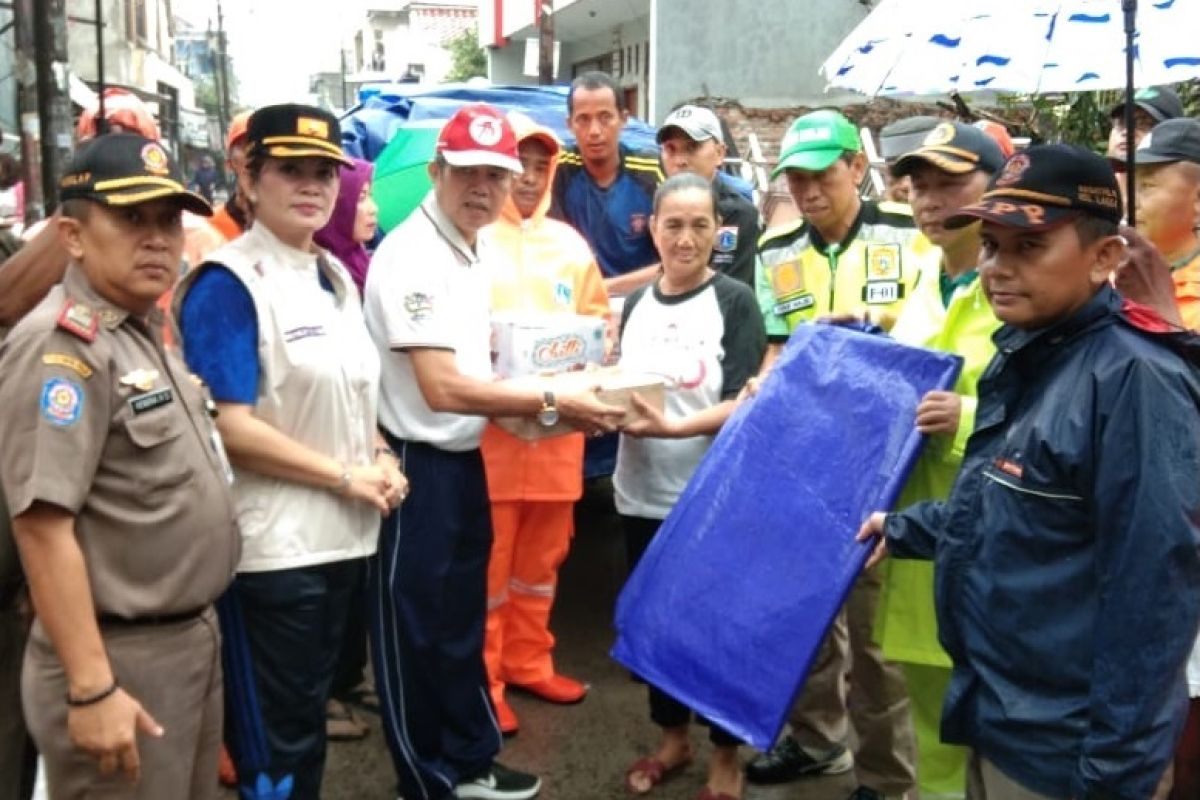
[94,0,105,132]
[214,0,231,145]
[32,0,72,213]
[538,1,553,85]
[13,0,44,220]
[340,47,348,110]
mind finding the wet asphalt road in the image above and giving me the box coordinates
[293,482,857,800]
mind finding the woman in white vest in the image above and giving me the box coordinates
[174,103,406,800]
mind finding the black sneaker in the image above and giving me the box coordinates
[454,762,541,799]
[848,787,885,800]
[744,736,853,784]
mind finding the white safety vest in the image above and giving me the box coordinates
[177,223,382,573]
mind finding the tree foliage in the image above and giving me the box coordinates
[994,79,1200,152]
[444,29,487,83]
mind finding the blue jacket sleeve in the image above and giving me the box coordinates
[884,500,945,561]
[178,265,260,404]
[1074,360,1200,800]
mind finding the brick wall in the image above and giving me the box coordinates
[698,97,949,167]
[681,97,949,226]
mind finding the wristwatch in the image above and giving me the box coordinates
[537,391,559,427]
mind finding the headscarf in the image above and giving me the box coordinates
[76,88,160,141]
[315,158,374,295]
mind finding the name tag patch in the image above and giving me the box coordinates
[283,325,327,343]
[129,388,174,415]
[864,282,901,304]
[773,294,816,316]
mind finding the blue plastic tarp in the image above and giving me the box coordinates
[340,83,660,162]
[611,323,963,750]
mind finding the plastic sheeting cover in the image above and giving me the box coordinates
[341,83,660,161]
[611,323,963,750]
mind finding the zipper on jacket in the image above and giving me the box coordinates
[825,242,842,312]
[984,470,1084,502]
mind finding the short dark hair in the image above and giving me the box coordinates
[245,150,266,181]
[652,171,720,219]
[567,71,623,117]
[1074,214,1120,247]
[59,198,92,221]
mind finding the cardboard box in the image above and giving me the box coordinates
[491,312,607,379]
[493,367,666,440]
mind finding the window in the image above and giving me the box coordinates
[372,29,386,72]
[157,82,178,151]
[126,0,149,44]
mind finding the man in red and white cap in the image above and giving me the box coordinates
[364,103,622,800]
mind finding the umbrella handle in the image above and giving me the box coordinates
[1123,0,1137,227]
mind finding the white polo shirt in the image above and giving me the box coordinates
[364,193,495,452]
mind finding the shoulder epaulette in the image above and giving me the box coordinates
[56,299,98,343]
[870,201,918,229]
[758,218,806,249]
[876,200,915,217]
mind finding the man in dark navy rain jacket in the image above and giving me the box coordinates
[859,144,1200,800]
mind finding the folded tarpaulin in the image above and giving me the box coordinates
[610,323,963,750]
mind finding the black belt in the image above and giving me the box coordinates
[97,607,206,627]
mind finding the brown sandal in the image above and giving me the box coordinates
[624,755,691,795]
[695,788,739,800]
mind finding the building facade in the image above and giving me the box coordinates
[480,0,873,123]
[346,1,478,87]
[66,0,202,153]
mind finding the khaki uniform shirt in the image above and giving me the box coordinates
[0,323,18,610]
[0,265,239,620]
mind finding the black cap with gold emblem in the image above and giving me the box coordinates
[891,121,1006,178]
[59,133,213,216]
[245,103,352,166]
[945,144,1122,231]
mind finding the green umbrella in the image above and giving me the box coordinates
[371,120,443,234]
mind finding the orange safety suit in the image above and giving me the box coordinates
[481,117,609,702]
[1173,248,1200,331]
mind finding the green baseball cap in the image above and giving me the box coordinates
[772,110,861,178]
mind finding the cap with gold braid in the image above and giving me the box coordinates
[245,103,352,166]
[891,121,1006,178]
[59,133,212,216]
[945,144,1122,231]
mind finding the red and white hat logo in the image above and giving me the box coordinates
[436,103,523,174]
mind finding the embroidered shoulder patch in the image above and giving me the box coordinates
[404,292,434,322]
[716,226,738,253]
[41,378,84,427]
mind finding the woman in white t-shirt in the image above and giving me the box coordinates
[616,172,766,800]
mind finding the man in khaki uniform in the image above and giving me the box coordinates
[0,132,240,799]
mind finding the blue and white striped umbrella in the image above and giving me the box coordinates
[820,0,1200,97]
